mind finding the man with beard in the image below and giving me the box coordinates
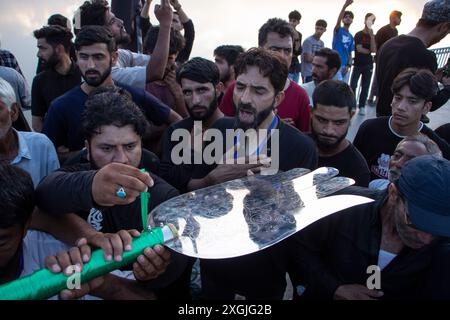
[0,164,170,300]
[42,26,180,163]
[302,48,341,107]
[32,25,82,132]
[77,0,173,88]
[213,45,244,102]
[193,48,317,299]
[310,80,370,187]
[219,18,311,133]
[289,155,450,300]
[35,87,192,299]
[354,68,450,181]
[369,134,442,190]
[159,57,225,193]
[0,78,59,187]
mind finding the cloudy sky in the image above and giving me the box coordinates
[0,0,448,84]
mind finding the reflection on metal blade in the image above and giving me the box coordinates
[151,167,374,259]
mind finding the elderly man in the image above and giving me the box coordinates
[369,134,442,190]
[290,155,450,299]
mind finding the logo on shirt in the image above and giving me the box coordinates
[371,153,390,179]
[88,208,103,231]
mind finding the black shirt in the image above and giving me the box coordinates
[192,117,318,180]
[197,116,318,299]
[353,116,450,180]
[375,24,398,53]
[159,117,198,193]
[318,142,370,187]
[31,62,82,117]
[289,187,450,299]
[435,123,450,144]
[354,30,373,66]
[376,35,437,117]
[35,155,178,233]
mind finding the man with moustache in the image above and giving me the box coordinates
[302,48,341,107]
[354,68,450,181]
[310,80,370,187]
[213,45,244,101]
[35,87,193,299]
[32,25,82,132]
[77,0,173,88]
[369,134,442,190]
[194,48,317,299]
[290,155,450,300]
[42,26,180,163]
[219,18,311,133]
[159,57,225,193]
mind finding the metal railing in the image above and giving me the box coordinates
[431,47,450,68]
[353,46,449,103]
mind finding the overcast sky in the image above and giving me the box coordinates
[0,0,448,84]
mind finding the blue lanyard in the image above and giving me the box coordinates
[234,116,278,160]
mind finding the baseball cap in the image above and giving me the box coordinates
[397,155,450,237]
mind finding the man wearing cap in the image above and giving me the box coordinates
[289,155,450,299]
[376,0,450,118]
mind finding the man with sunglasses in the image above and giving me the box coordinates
[289,155,450,299]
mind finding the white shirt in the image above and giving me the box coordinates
[301,81,316,107]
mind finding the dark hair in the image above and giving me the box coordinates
[0,164,35,228]
[258,18,295,47]
[82,86,149,141]
[365,13,375,20]
[391,68,439,102]
[48,14,69,28]
[234,47,288,94]
[74,25,116,53]
[314,48,341,71]
[390,10,402,19]
[316,19,327,28]
[288,10,302,21]
[343,11,354,19]
[33,25,73,53]
[177,57,220,86]
[143,26,185,55]
[214,45,245,67]
[79,0,109,28]
[312,80,356,112]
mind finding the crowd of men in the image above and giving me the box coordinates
[0,0,450,300]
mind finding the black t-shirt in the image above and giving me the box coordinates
[290,30,303,73]
[354,31,373,66]
[376,35,437,117]
[62,155,177,233]
[191,116,318,180]
[196,117,317,299]
[318,142,370,187]
[159,117,198,193]
[31,62,82,117]
[435,123,450,144]
[353,116,450,180]
[375,24,398,54]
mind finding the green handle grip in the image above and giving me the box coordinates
[0,226,175,300]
